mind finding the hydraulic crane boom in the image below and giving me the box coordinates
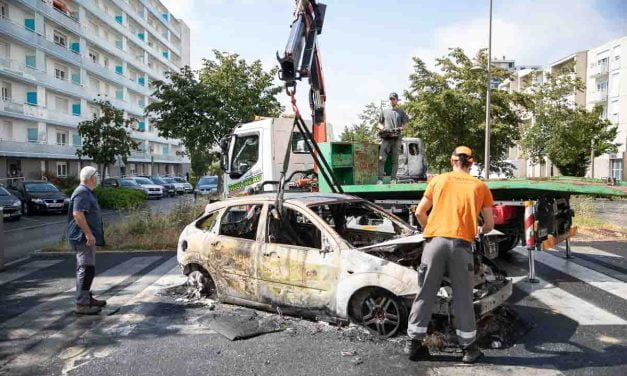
[277,0,328,143]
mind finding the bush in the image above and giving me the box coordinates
[93,187,147,209]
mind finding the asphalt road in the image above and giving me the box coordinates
[0,239,626,376]
[1,194,194,264]
[591,198,627,228]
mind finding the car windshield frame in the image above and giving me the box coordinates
[198,177,218,186]
[134,177,154,185]
[120,179,139,187]
[307,200,414,248]
[24,182,60,193]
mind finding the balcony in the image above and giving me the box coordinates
[0,99,47,120]
[589,90,608,104]
[591,62,609,78]
[129,151,188,163]
[0,139,80,159]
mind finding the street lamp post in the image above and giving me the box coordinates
[484,0,493,180]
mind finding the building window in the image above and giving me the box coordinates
[56,97,69,113]
[25,55,36,68]
[1,2,8,19]
[56,162,68,177]
[24,18,35,31]
[1,120,13,140]
[55,64,67,80]
[72,134,81,146]
[53,30,67,47]
[27,128,38,143]
[89,50,98,64]
[1,81,10,101]
[56,132,67,146]
[610,159,623,180]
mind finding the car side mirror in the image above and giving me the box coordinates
[238,162,249,173]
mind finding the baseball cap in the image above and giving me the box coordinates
[389,92,399,100]
[451,146,474,162]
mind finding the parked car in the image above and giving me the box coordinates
[172,177,193,193]
[102,178,148,193]
[7,180,69,215]
[163,177,185,195]
[194,176,219,198]
[129,177,163,199]
[0,186,22,220]
[177,193,512,338]
[144,176,176,197]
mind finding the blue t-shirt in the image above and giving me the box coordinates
[67,184,105,246]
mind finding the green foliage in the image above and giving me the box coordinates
[77,100,139,177]
[93,187,147,209]
[340,102,381,143]
[404,48,526,175]
[43,173,79,191]
[520,73,618,177]
[146,51,283,176]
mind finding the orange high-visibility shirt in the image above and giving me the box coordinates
[422,171,494,242]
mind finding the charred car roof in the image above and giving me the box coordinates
[215,192,364,206]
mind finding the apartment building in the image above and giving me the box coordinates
[586,36,626,180]
[0,0,191,181]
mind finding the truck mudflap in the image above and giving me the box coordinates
[401,279,513,318]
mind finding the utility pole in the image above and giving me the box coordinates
[590,139,595,178]
[484,0,493,180]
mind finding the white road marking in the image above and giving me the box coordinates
[1,257,181,374]
[429,365,564,376]
[0,256,161,345]
[511,276,627,326]
[0,260,64,285]
[513,247,627,301]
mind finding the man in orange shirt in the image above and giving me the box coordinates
[404,146,494,364]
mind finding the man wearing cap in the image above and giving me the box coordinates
[377,92,409,183]
[404,146,494,364]
[67,166,107,315]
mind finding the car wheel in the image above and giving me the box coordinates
[187,269,216,299]
[350,288,407,338]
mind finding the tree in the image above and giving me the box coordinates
[146,51,283,178]
[404,48,527,175]
[76,100,138,178]
[340,102,382,143]
[520,73,618,176]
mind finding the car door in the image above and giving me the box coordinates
[257,204,340,310]
[210,203,264,301]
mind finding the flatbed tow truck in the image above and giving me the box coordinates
[219,0,626,282]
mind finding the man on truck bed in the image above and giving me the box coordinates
[405,146,494,364]
[377,92,409,184]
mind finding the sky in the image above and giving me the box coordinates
[161,0,627,139]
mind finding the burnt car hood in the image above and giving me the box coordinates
[358,233,425,252]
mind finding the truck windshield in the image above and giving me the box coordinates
[230,135,259,174]
[308,201,413,248]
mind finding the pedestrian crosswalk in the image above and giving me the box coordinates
[0,244,625,375]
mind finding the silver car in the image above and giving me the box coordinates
[130,177,163,199]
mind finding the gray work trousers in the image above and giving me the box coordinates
[407,237,477,346]
[73,242,96,305]
[378,138,401,179]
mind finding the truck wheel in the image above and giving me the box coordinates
[499,234,521,254]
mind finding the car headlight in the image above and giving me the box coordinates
[32,198,44,204]
[13,200,21,207]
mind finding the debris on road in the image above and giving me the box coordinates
[198,312,284,341]
[341,350,357,357]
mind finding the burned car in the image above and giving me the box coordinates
[177,193,512,337]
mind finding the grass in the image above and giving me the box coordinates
[44,199,209,252]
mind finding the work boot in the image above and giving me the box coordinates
[75,304,102,315]
[90,294,107,307]
[462,342,484,364]
[404,339,430,361]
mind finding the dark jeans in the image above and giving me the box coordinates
[378,138,401,179]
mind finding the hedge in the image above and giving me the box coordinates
[93,187,147,209]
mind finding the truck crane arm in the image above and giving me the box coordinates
[277,0,328,142]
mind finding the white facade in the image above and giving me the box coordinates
[0,0,190,181]
[586,36,626,180]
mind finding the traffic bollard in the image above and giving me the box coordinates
[564,238,573,259]
[524,201,539,283]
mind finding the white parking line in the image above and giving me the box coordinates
[0,260,65,285]
[513,247,627,301]
[511,275,627,326]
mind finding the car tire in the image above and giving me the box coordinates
[349,288,407,338]
[187,269,216,299]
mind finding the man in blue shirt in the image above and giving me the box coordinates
[67,166,106,315]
